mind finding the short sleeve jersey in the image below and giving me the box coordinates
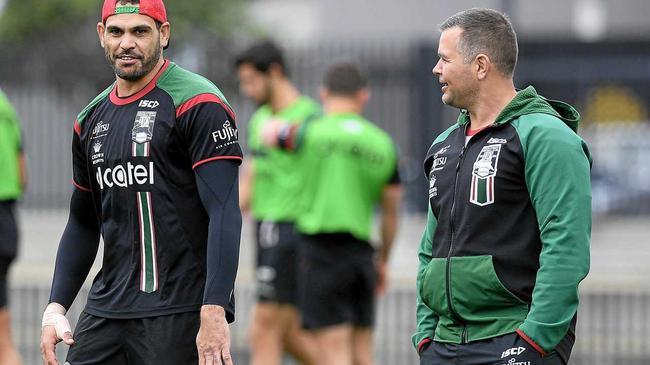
[72,61,243,319]
[247,96,320,221]
[295,113,398,242]
[0,88,23,201]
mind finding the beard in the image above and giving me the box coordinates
[106,38,162,82]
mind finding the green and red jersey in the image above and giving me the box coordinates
[72,61,242,318]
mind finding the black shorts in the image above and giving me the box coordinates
[0,256,13,308]
[298,233,376,330]
[419,332,567,365]
[0,200,18,309]
[66,311,200,365]
[254,220,301,305]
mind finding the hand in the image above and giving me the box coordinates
[40,303,74,365]
[260,119,286,147]
[375,260,389,296]
[197,305,233,365]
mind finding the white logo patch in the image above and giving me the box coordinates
[131,111,157,144]
[428,173,438,199]
[138,100,159,109]
[95,162,154,190]
[488,137,508,144]
[501,347,526,358]
[211,120,239,149]
[431,145,450,172]
[92,120,110,139]
[469,144,502,206]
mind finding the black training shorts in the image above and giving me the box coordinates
[0,200,18,308]
[254,220,301,305]
[65,311,200,365]
[298,233,376,330]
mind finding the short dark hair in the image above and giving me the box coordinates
[234,40,288,75]
[323,62,368,96]
[439,8,518,77]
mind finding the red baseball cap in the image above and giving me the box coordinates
[102,0,167,24]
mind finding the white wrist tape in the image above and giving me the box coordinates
[42,302,72,339]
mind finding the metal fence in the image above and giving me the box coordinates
[3,40,650,214]
[9,285,650,364]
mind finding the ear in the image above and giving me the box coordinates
[97,22,106,48]
[358,88,370,106]
[159,22,171,48]
[475,53,490,80]
[268,63,284,80]
[319,87,329,103]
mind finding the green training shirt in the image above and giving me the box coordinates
[0,89,23,200]
[294,112,398,241]
[248,96,320,221]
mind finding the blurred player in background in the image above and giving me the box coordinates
[39,1,242,364]
[235,40,320,365]
[0,87,26,365]
[263,62,402,365]
[414,8,591,365]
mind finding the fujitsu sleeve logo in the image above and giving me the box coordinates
[211,120,239,149]
[469,144,501,206]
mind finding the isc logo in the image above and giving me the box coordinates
[139,100,159,108]
[501,347,526,358]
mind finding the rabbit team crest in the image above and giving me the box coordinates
[470,144,501,206]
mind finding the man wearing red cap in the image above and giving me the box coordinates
[39,1,242,364]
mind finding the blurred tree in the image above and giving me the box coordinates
[0,0,248,43]
[0,0,252,87]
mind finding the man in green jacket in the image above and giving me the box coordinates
[414,8,591,365]
[0,87,26,365]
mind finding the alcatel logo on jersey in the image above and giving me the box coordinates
[138,100,159,108]
[95,162,154,190]
[212,120,238,142]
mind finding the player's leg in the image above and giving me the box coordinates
[249,220,288,365]
[311,324,354,365]
[278,224,316,364]
[65,313,128,365]
[128,311,200,365]
[351,327,373,365]
[249,302,284,365]
[0,257,22,365]
[283,305,317,365]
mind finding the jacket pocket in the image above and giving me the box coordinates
[449,255,528,322]
[420,257,448,317]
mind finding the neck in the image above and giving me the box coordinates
[270,79,300,113]
[115,57,165,98]
[325,97,363,115]
[467,78,517,130]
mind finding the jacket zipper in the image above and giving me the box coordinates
[446,140,467,343]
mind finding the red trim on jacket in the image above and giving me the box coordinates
[73,120,81,135]
[417,338,432,354]
[516,329,547,357]
[176,93,236,121]
[109,60,170,106]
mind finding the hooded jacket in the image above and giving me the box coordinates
[413,86,592,361]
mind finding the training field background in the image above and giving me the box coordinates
[1,0,650,363]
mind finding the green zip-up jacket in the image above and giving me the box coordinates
[413,86,591,361]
